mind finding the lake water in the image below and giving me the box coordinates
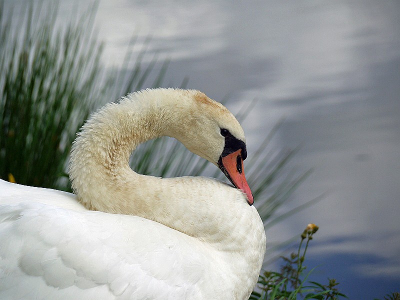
[7,0,400,298]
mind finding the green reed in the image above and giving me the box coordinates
[0,1,171,190]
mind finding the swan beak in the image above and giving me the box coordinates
[219,149,254,205]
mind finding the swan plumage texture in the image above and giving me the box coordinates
[0,88,266,300]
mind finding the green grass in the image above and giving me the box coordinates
[0,1,104,189]
[250,225,348,300]
[0,1,176,190]
[376,293,400,300]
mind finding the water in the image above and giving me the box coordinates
[7,0,400,298]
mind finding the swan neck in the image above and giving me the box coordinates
[69,89,196,216]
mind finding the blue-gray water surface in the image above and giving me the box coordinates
[7,0,400,298]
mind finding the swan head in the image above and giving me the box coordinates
[167,90,253,205]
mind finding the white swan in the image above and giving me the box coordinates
[0,88,266,300]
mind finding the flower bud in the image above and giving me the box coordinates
[306,223,319,235]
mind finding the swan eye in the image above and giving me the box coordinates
[220,128,230,137]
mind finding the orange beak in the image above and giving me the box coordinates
[219,149,254,205]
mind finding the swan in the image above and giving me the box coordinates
[0,88,266,300]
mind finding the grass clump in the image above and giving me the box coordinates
[250,224,348,300]
[0,1,105,189]
[376,293,400,300]
[0,1,171,190]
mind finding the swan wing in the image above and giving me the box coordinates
[0,184,207,300]
[0,179,86,212]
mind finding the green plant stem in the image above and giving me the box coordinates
[295,237,305,288]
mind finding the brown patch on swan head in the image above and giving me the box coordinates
[191,91,245,141]
[194,92,228,113]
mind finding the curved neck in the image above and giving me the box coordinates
[70,90,179,211]
[69,89,262,245]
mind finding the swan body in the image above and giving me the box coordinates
[0,89,266,300]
